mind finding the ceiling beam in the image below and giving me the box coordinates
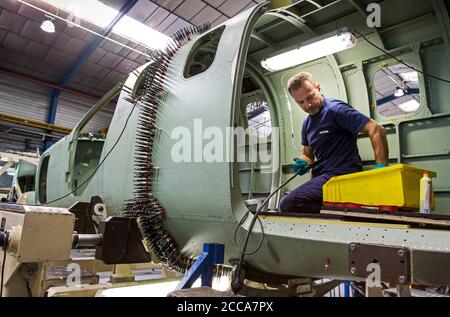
[0,162,15,177]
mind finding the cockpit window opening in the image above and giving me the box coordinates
[183,26,225,79]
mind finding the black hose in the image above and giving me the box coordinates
[231,169,302,294]
[25,281,32,298]
[0,233,8,298]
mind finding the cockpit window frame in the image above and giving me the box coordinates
[37,154,50,204]
[366,53,431,124]
[183,26,226,79]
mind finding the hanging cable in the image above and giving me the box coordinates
[231,169,302,294]
[43,99,138,206]
[0,234,7,298]
[233,210,266,256]
[353,29,450,84]
[25,281,32,298]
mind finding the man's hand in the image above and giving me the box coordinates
[293,158,311,176]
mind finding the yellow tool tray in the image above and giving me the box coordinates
[323,164,436,211]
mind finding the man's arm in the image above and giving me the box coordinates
[300,146,315,167]
[361,119,389,165]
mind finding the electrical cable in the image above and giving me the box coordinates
[233,211,265,256]
[1,235,7,298]
[231,168,302,293]
[43,96,138,206]
[353,29,450,84]
[233,212,249,249]
[25,281,32,298]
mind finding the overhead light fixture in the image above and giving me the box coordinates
[394,87,406,97]
[261,28,357,72]
[39,0,170,50]
[398,99,420,112]
[399,71,419,83]
[40,15,55,33]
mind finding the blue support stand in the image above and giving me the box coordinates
[175,243,224,291]
[344,281,351,297]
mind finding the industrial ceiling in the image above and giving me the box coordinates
[0,0,265,99]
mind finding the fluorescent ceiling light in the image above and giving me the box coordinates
[43,0,116,28]
[399,71,419,83]
[114,17,170,51]
[398,99,420,112]
[261,28,357,72]
[41,0,170,50]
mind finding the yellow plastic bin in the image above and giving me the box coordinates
[323,164,436,211]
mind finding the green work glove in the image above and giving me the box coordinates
[373,164,388,170]
[293,158,311,176]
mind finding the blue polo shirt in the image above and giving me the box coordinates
[301,98,370,177]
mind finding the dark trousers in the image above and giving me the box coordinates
[279,174,332,213]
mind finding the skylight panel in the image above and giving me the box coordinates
[41,0,170,50]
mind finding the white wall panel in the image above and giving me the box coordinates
[0,74,50,122]
[0,73,116,153]
[57,92,115,132]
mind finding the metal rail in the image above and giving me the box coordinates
[0,113,72,135]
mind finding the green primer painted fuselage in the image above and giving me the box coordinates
[35,0,450,285]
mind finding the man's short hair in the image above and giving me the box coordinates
[287,72,315,94]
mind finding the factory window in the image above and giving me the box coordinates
[374,63,421,117]
[242,77,272,139]
[38,155,49,204]
[184,26,225,78]
[246,100,272,138]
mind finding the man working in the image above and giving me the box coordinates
[279,72,389,213]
